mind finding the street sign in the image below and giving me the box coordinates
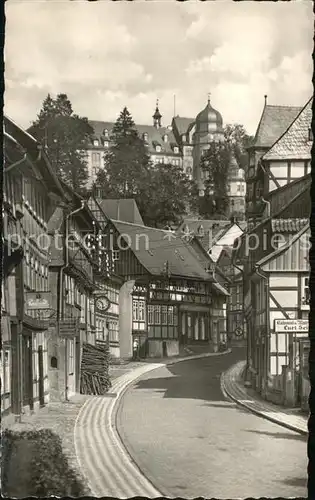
[58,319,80,337]
[274,319,308,333]
[25,292,52,310]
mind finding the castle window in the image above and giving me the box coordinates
[92,152,101,167]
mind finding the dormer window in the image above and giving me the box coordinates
[173,146,179,154]
[103,129,109,138]
[93,139,99,147]
[308,128,313,142]
[104,141,109,148]
[143,133,149,143]
[163,134,168,143]
[156,144,161,153]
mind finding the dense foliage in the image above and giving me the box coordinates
[31,93,93,194]
[2,428,87,497]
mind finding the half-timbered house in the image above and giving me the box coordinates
[3,116,67,420]
[101,220,229,358]
[236,97,311,404]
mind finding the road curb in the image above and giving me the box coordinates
[221,368,308,437]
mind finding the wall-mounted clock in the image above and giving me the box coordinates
[95,296,110,313]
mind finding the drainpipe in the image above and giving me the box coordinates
[255,264,270,397]
[60,200,86,402]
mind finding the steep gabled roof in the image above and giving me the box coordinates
[98,199,144,225]
[252,104,302,149]
[263,98,312,161]
[110,220,215,281]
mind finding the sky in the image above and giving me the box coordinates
[5,0,313,135]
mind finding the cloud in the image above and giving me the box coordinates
[4,0,313,135]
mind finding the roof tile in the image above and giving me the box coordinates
[271,218,309,233]
[253,105,302,149]
[263,98,312,161]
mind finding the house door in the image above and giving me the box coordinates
[22,335,33,409]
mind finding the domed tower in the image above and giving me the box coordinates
[192,95,225,191]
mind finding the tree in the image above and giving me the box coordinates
[224,123,254,171]
[95,107,152,198]
[95,107,193,227]
[140,163,193,228]
[30,94,94,193]
[198,142,231,219]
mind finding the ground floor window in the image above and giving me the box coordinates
[133,298,146,331]
[148,305,178,339]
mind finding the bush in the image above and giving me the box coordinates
[1,428,87,498]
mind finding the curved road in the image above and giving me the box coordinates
[117,347,307,499]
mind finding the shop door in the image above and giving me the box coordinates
[22,335,33,409]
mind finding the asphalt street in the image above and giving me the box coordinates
[117,347,307,499]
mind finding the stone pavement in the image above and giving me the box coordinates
[221,360,308,436]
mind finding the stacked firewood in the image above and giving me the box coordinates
[80,343,112,395]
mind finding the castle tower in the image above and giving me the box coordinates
[153,99,162,128]
[192,94,225,191]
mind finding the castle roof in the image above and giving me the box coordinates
[195,98,223,133]
[89,120,180,157]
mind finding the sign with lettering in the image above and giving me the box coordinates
[25,292,52,310]
[58,319,80,337]
[274,319,308,333]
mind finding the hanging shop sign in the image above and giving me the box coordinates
[274,319,308,333]
[58,319,80,337]
[25,292,52,310]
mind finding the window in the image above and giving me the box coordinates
[92,152,101,167]
[33,335,38,381]
[173,146,179,154]
[133,299,145,322]
[308,128,313,142]
[301,277,309,307]
[156,145,161,153]
[112,250,120,261]
[154,306,161,324]
[161,305,168,325]
[143,133,149,142]
[92,167,98,176]
[163,134,168,143]
[93,139,99,147]
[104,141,109,148]
[103,129,109,138]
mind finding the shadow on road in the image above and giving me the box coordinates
[132,347,246,402]
[244,429,307,441]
